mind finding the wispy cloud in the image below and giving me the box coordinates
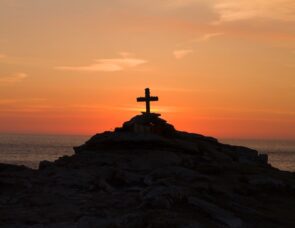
[214,0,295,23]
[177,32,224,48]
[0,99,18,105]
[155,87,216,93]
[0,73,28,84]
[173,49,193,59]
[68,104,182,114]
[109,105,181,113]
[118,52,134,58]
[0,98,49,114]
[202,106,295,117]
[125,0,201,9]
[56,54,147,72]
[193,32,224,42]
[0,98,46,105]
[0,53,6,59]
[161,0,200,8]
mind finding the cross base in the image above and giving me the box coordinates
[141,112,161,117]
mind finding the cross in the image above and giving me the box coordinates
[137,88,159,114]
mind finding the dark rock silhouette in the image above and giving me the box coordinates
[0,114,295,228]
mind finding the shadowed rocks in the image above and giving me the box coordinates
[1,114,295,227]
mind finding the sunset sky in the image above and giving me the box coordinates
[0,0,294,139]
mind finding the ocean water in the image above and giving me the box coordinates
[0,134,294,172]
[0,134,88,169]
[221,139,295,172]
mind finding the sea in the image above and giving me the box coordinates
[0,134,294,172]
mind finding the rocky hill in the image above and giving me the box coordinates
[1,114,295,227]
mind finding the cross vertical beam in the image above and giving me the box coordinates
[145,88,151,114]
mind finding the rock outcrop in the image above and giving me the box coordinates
[1,114,295,227]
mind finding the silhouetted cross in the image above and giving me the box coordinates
[137,88,159,114]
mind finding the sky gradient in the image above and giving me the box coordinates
[0,0,294,139]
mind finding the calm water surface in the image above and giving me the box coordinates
[0,134,294,172]
[0,134,88,169]
[221,139,295,172]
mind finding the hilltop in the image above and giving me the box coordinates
[0,114,295,227]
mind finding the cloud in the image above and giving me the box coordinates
[0,98,49,114]
[160,0,201,8]
[0,99,18,105]
[0,73,28,84]
[214,0,295,23]
[118,52,134,58]
[124,0,203,9]
[56,54,147,72]
[195,32,224,42]
[155,87,216,93]
[177,32,224,47]
[178,32,224,48]
[173,49,193,59]
[0,54,6,59]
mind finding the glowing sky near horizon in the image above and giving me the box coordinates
[0,0,294,139]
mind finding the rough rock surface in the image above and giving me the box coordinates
[1,114,295,228]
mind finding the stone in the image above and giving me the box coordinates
[258,154,268,164]
[0,113,293,227]
[146,166,206,183]
[141,185,187,209]
[188,197,243,228]
[42,223,76,228]
[78,216,110,228]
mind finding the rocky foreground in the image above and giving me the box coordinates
[1,114,295,228]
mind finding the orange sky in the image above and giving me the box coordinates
[0,0,294,139]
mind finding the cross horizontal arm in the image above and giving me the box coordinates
[149,96,159,101]
[137,96,159,102]
[137,97,146,102]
